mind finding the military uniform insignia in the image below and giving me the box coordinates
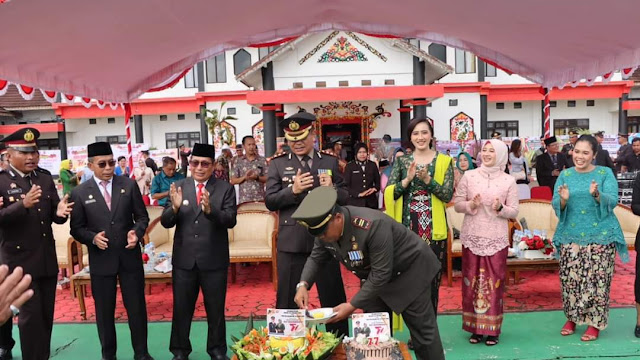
[352,216,371,230]
[9,183,16,189]
[282,177,290,182]
[289,120,300,131]
[88,194,93,199]
[285,167,294,171]
[182,200,189,206]
[9,196,14,202]
[24,130,35,142]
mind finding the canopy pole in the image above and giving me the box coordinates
[543,88,551,138]
[124,103,134,177]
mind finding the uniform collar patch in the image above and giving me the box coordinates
[352,216,371,230]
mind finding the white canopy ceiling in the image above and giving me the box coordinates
[1,0,640,103]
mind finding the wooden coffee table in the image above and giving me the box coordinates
[506,257,559,284]
[70,269,172,320]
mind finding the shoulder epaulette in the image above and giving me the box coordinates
[352,216,371,230]
[318,150,337,158]
[271,152,288,160]
[36,167,51,175]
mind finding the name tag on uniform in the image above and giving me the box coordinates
[85,199,96,204]
[7,189,22,195]
[352,170,360,173]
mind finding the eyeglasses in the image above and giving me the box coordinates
[94,159,116,168]
[189,160,212,168]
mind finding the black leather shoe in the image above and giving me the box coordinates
[0,348,12,360]
[134,354,154,360]
[635,325,640,338]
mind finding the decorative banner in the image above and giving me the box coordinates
[450,112,475,141]
[318,36,367,63]
[252,119,264,144]
[266,309,305,338]
[38,150,62,176]
[212,121,237,150]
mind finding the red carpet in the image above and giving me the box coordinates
[54,252,637,323]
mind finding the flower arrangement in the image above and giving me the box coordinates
[518,235,554,255]
[513,230,555,259]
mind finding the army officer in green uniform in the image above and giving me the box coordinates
[293,187,444,360]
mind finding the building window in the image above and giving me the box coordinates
[206,54,227,83]
[107,117,115,124]
[89,118,96,125]
[166,131,200,149]
[514,102,522,109]
[195,113,201,120]
[95,135,127,144]
[455,49,476,74]
[160,115,168,121]
[449,99,458,107]
[496,103,505,109]
[252,107,261,114]
[485,63,497,77]
[293,82,303,89]
[36,139,59,150]
[184,66,199,88]
[567,100,576,107]
[553,119,589,135]
[339,81,349,87]
[316,81,326,88]
[259,46,280,60]
[428,43,446,63]
[587,99,595,107]
[361,80,371,86]
[550,101,557,107]
[384,79,395,85]
[233,49,251,76]
[227,107,236,115]
[628,117,640,133]
[177,114,185,120]
[486,121,519,138]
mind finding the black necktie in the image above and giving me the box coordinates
[551,154,557,168]
[24,174,32,187]
[301,155,311,173]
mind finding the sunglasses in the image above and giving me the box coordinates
[94,159,117,168]
[189,159,212,168]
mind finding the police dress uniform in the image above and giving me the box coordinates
[343,145,380,209]
[265,112,349,336]
[69,142,153,360]
[0,128,68,360]
[160,143,237,360]
[0,143,15,360]
[293,187,445,360]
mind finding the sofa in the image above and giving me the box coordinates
[144,202,278,289]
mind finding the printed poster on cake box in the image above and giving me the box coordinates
[266,309,305,338]
[351,312,390,344]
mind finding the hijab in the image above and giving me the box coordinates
[60,159,72,172]
[478,139,509,176]
[456,152,475,173]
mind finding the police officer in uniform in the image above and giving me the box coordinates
[561,130,579,167]
[0,128,73,360]
[0,142,14,360]
[265,111,349,336]
[292,187,444,360]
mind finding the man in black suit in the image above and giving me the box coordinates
[0,128,73,360]
[593,131,616,173]
[69,142,152,360]
[161,143,237,360]
[265,111,349,337]
[535,136,568,191]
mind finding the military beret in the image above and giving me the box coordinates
[3,127,39,152]
[279,111,316,142]
[292,187,338,236]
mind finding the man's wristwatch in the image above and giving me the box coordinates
[296,281,308,291]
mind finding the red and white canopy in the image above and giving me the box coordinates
[1,0,640,103]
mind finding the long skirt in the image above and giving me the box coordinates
[559,243,616,330]
[462,247,508,336]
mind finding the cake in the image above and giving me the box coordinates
[343,335,403,360]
